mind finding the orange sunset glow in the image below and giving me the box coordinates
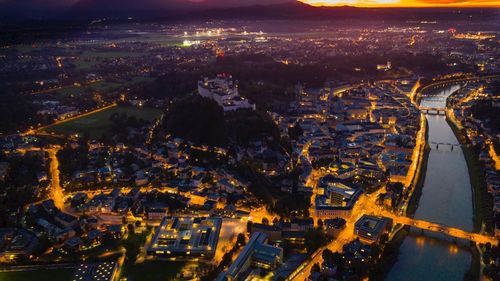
[299,0,500,7]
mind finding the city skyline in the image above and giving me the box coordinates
[0,4,498,281]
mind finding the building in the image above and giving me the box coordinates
[54,212,79,228]
[281,218,314,232]
[145,204,169,222]
[106,224,125,239]
[72,262,118,281]
[216,232,283,281]
[0,162,9,181]
[315,177,362,219]
[282,231,306,248]
[198,74,256,112]
[324,218,346,238]
[342,239,372,262]
[354,215,392,243]
[376,60,391,71]
[147,216,222,258]
[0,228,39,262]
[64,236,84,252]
[250,223,282,242]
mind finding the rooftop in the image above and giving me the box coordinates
[72,262,117,281]
[148,216,222,257]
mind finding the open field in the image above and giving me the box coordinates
[74,50,146,70]
[42,105,162,138]
[120,261,185,281]
[55,77,154,96]
[0,268,74,281]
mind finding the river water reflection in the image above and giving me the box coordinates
[386,85,474,281]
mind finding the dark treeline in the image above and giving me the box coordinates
[0,91,39,134]
[163,95,279,147]
[131,51,456,105]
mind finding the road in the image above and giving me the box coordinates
[383,213,498,246]
[17,146,65,210]
[290,189,498,281]
[414,74,500,103]
[289,93,496,280]
[46,146,64,210]
[289,82,423,280]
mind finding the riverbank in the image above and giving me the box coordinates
[369,117,430,281]
[406,118,430,217]
[468,244,481,281]
[446,111,493,233]
[369,227,410,281]
[446,110,493,281]
[384,83,478,281]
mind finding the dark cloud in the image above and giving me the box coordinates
[0,0,293,9]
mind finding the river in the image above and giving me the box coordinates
[386,85,475,281]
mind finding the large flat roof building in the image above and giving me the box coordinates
[147,216,222,258]
[216,232,283,281]
[354,215,392,243]
[315,177,361,219]
[71,262,118,281]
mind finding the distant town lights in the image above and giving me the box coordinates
[182,40,201,47]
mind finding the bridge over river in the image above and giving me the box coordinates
[419,106,447,115]
[381,211,498,246]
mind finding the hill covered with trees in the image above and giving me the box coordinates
[163,95,279,147]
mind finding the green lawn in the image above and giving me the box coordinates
[74,50,146,70]
[53,81,122,96]
[120,261,185,281]
[120,228,185,281]
[13,44,34,53]
[47,78,155,96]
[81,50,145,59]
[0,268,74,281]
[42,106,162,138]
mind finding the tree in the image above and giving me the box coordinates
[283,240,292,257]
[247,221,253,233]
[485,242,492,252]
[225,109,280,146]
[304,229,327,254]
[163,95,227,146]
[127,223,135,234]
[317,219,324,229]
[312,263,320,273]
[288,123,303,140]
[380,233,389,245]
[272,194,311,218]
[164,95,280,147]
[0,91,39,133]
[236,233,246,246]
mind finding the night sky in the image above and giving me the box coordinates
[0,0,498,9]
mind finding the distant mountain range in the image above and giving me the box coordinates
[0,0,498,23]
[188,3,500,22]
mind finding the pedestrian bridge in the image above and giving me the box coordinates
[382,212,498,246]
[430,142,463,151]
[419,107,447,115]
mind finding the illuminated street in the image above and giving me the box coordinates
[0,7,499,281]
[46,146,64,210]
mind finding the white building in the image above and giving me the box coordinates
[198,74,256,112]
